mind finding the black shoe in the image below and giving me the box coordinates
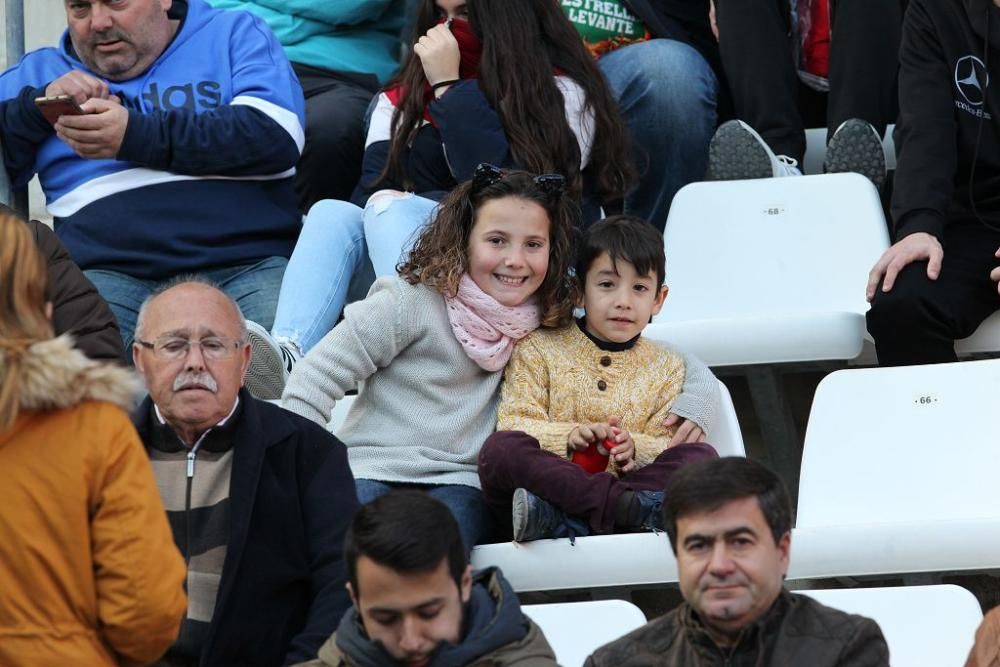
[615,490,665,532]
[824,118,887,190]
[635,490,665,531]
[511,488,588,542]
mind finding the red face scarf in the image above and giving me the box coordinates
[384,18,483,125]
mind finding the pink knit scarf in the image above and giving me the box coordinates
[445,274,541,371]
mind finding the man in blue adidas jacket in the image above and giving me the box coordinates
[0,0,305,349]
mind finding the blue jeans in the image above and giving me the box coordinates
[272,200,374,353]
[85,256,288,351]
[271,194,438,353]
[598,39,718,231]
[363,193,439,277]
[355,479,494,549]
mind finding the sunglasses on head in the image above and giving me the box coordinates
[470,163,566,198]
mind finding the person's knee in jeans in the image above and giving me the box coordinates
[598,39,718,227]
[363,192,439,278]
[83,269,156,351]
[427,484,494,549]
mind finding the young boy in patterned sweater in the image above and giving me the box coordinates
[478,215,718,542]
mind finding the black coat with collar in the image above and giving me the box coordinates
[133,389,359,666]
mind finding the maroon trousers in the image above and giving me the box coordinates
[478,430,718,537]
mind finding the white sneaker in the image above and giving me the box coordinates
[244,321,300,401]
[824,118,887,190]
[708,119,802,180]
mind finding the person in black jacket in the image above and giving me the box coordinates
[131,278,359,666]
[0,204,124,363]
[867,0,1000,365]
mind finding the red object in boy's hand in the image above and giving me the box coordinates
[571,438,615,474]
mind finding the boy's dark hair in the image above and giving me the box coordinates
[662,457,792,554]
[344,490,467,596]
[575,215,665,288]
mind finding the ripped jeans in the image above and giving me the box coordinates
[271,194,439,353]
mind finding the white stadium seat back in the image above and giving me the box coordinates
[957,310,1000,356]
[473,531,678,592]
[799,359,1000,528]
[800,585,981,667]
[713,380,746,457]
[788,360,1000,579]
[522,600,646,667]
[647,173,889,366]
[327,394,357,435]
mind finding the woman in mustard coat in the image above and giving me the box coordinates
[0,213,186,666]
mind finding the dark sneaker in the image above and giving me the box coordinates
[511,488,588,543]
[708,120,801,181]
[615,489,665,532]
[824,118,887,189]
[244,321,299,400]
[635,490,665,531]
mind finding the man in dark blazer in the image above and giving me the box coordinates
[131,277,359,666]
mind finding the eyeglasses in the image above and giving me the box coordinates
[471,163,566,198]
[136,336,243,361]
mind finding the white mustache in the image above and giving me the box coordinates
[173,371,218,393]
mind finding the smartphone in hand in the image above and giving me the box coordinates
[34,95,87,125]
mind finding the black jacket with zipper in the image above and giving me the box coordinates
[893,0,1000,242]
[134,390,359,666]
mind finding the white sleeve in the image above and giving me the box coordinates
[555,76,596,168]
[364,92,396,149]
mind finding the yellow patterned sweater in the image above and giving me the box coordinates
[497,322,686,473]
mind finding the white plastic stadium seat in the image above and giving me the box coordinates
[790,359,1000,581]
[522,600,647,667]
[471,380,745,594]
[327,394,357,435]
[645,173,889,367]
[800,585,981,667]
[957,311,1000,357]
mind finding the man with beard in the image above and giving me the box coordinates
[0,0,305,351]
[131,278,359,666]
[585,457,889,666]
[298,490,558,667]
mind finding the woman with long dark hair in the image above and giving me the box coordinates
[246,0,634,400]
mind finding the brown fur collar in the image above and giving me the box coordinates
[4,335,140,413]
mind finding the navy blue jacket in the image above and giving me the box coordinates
[0,0,305,280]
[133,390,358,666]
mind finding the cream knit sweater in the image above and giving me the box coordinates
[497,323,687,471]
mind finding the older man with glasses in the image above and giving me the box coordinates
[131,277,359,667]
